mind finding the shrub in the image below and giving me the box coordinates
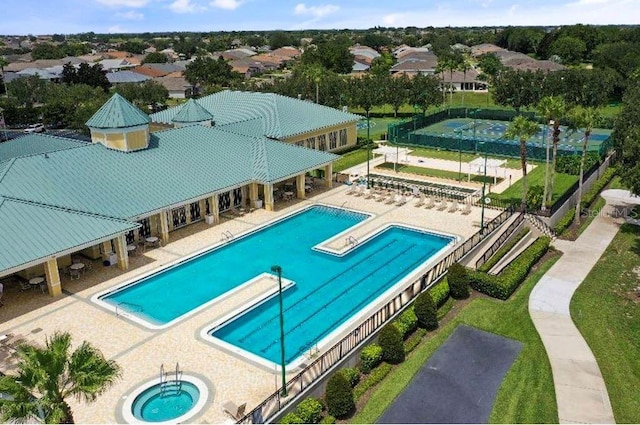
[553,208,575,234]
[320,415,336,424]
[353,363,393,400]
[394,308,418,339]
[359,344,383,373]
[556,152,599,175]
[339,367,360,388]
[296,398,323,424]
[325,372,355,418]
[526,185,545,210]
[414,290,438,330]
[447,262,470,299]
[429,279,450,307]
[469,237,550,300]
[404,328,427,353]
[280,412,304,424]
[378,323,405,364]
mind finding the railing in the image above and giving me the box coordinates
[346,236,358,247]
[475,212,525,270]
[221,230,234,242]
[115,302,143,316]
[525,213,556,238]
[236,205,517,424]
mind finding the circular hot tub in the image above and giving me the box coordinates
[122,375,208,424]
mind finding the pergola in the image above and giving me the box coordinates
[468,157,507,184]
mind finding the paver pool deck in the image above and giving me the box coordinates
[0,183,498,423]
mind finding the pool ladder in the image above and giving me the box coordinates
[221,230,234,242]
[159,362,183,397]
[345,235,358,248]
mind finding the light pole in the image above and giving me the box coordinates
[270,265,287,397]
[478,142,489,235]
[454,128,463,181]
[471,108,481,153]
[541,119,551,211]
[394,131,399,173]
[366,112,371,189]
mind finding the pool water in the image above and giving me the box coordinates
[101,206,452,364]
[132,381,199,422]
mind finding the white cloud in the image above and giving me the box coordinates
[107,24,128,33]
[294,3,339,19]
[95,0,150,7]
[210,0,242,10]
[169,0,199,13]
[116,10,144,19]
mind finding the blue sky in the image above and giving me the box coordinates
[2,0,639,35]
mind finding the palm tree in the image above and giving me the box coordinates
[0,332,121,424]
[569,106,601,225]
[0,57,8,96]
[505,115,540,210]
[458,56,471,111]
[536,96,567,205]
[301,64,324,104]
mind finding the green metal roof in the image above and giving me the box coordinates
[0,196,138,276]
[85,93,151,129]
[151,90,361,138]
[172,98,214,123]
[0,134,87,162]
[0,125,337,220]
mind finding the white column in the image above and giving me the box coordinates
[264,183,274,211]
[324,163,333,188]
[113,234,129,270]
[296,174,306,199]
[44,258,61,297]
[159,210,170,242]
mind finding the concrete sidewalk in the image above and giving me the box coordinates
[529,191,627,424]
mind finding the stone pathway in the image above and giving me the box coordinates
[528,190,628,424]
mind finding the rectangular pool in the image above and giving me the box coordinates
[96,205,454,366]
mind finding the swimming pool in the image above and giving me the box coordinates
[96,205,454,366]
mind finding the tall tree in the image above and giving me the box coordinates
[385,73,410,118]
[300,64,324,104]
[0,332,121,424]
[537,96,567,205]
[184,56,240,89]
[505,115,540,210]
[568,106,601,224]
[408,73,443,114]
[0,57,8,95]
[142,52,168,64]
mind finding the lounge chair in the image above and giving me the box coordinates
[345,184,357,195]
[424,197,435,209]
[223,401,247,421]
[384,194,396,204]
[414,193,425,207]
[230,206,245,217]
[354,186,365,197]
[374,192,386,202]
[363,189,374,199]
[395,195,407,206]
[437,199,448,211]
[461,202,472,215]
[448,200,459,213]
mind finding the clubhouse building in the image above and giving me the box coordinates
[0,91,360,297]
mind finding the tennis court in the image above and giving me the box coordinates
[415,118,611,152]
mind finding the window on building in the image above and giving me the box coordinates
[328,131,337,150]
[339,129,347,146]
[317,134,326,151]
[306,136,316,149]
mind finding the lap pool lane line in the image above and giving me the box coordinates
[529,193,621,424]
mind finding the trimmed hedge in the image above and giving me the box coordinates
[556,153,599,175]
[394,308,418,339]
[469,237,551,300]
[554,166,617,234]
[378,323,405,364]
[339,367,360,388]
[447,262,470,299]
[320,415,336,424]
[296,398,323,424]
[479,227,530,273]
[404,328,427,354]
[359,344,383,374]
[353,363,393,401]
[325,372,355,418]
[281,413,304,424]
[414,290,438,330]
[428,279,450,307]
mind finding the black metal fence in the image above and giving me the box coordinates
[387,107,612,161]
[237,205,517,424]
[475,212,525,270]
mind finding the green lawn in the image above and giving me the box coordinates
[570,224,640,423]
[351,252,560,424]
[357,117,407,140]
[490,166,577,205]
[377,162,498,184]
[334,148,370,173]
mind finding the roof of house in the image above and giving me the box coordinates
[0,134,87,163]
[99,58,135,71]
[172,99,214,123]
[150,90,361,139]
[0,125,337,219]
[132,65,170,78]
[153,75,190,92]
[85,93,151,129]
[391,58,438,73]
[0,196,138,275]
[107,70,152,84]
[16,68,57,79]
[438,68,482,83]
[271,47,301,58]
[352,61,370,72]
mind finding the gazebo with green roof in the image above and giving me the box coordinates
[86,92,152,152]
